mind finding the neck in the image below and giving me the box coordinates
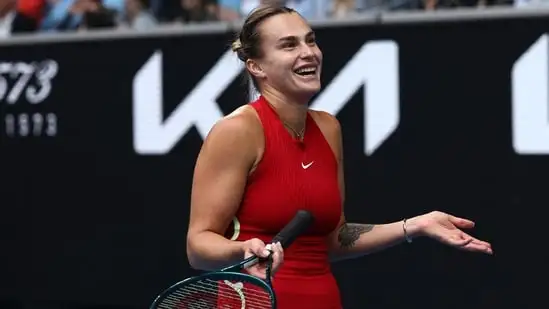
[261,86,309,134]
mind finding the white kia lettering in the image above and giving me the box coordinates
[310,40,399,156]
[511,33,549,154]
[133,50,241,155]
[133,41,400,156]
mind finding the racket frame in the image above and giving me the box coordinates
[150,210,314,309]
[149,270,276,309]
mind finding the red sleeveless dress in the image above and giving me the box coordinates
[226,96,343,309]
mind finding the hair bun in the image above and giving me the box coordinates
[231,39,242,52]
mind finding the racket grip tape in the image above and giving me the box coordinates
[270,210,314,249]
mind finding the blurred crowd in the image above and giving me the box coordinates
[0,0,530,37]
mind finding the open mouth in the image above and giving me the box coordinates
[294,66,317,77]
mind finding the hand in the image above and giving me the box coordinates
[415,211,493,255]
[242,239,284,280]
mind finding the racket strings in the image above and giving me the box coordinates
[178,279,272,302]
[163,285,270,309]
[157,278,273,309]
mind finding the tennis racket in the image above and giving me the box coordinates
[149,210,315,309]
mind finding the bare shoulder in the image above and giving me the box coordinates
[225,104,262,125]
[309,109,342,144]
[309,109,341,132]
[203,105,262,149]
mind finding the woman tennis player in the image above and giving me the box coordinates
[186,5,493,309]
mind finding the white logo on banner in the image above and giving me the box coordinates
[310,41,399,156]
[2,60,59,138]
[511,34,549,154]
[132,41,400,156]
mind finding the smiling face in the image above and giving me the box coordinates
[245,12,323,103]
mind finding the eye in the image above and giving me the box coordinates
[306,36,316,45]
[280,42,296,50]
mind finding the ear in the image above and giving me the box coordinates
[245,59,266,80]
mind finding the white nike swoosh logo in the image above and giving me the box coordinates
[301,161,314,169]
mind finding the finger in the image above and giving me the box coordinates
[466,237,492,249]
[467,238,494,254]
[249,239,270,258]
[276,242,284,261]
[276,242,284,269]
[462,241,493,254]
[262,243,273,258]
[449,216,475,228]
[270,242,283,259]
[270,250,283,274]
[445,232,473,247]
[471,238,491,248]
[272,248,282,267]
[268,242,282,256]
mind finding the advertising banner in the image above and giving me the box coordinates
[1,14,547,309]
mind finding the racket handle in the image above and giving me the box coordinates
[270,210,314,249]
[236,211,314,271]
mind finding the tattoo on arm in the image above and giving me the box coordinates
[337,223,375,249]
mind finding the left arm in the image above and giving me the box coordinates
[328,216,423,262]
[316,112,492,262]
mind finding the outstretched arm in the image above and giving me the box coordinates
[328,214,424,262]
[316,112,492,262]
[328,216,422,262]
[329,211,492,262]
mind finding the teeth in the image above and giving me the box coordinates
[295,67,316,74]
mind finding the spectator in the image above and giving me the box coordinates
[40,0,122,31]
[119,0,157,30]
[240,0,281,16]
[240,0,330,20]
[51,0,116,30]
[40,0,79,31]
[332,0,354,16]
[173,0,218,23]
[80,0,117,29]
[17,0,46,23]
[102,0,124,13]
[217,0,241,21]
[0,0,37,37]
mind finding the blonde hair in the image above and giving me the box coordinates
[231,5,295,62]
[231,39,242,52]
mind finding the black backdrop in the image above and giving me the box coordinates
[1,13,548,309]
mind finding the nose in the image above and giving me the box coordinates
[299,43,315,59]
